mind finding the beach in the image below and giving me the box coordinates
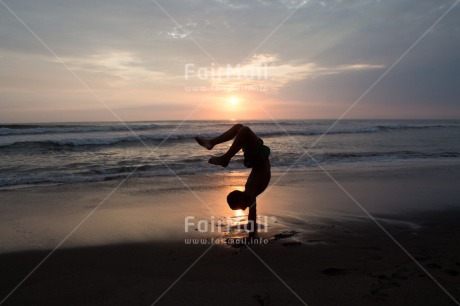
[2,0,460,303]
[1,162,459,305]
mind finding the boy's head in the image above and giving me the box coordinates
[227,190,249,210]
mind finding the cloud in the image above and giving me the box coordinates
[49,52,170,83]
[197,53,385,93]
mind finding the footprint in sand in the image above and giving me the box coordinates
[368,267,410,300]
[273,230,298,240]
[425,262,459,276]
[253,293,270,306]
[272,231,302,247]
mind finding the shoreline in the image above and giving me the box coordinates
[1,155,459,191]
[1,157,459,190]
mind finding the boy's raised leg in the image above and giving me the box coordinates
[195,123,244,150]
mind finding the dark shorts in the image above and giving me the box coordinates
[243,138,270,168]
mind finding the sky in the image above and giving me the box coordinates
[0,0,459,122]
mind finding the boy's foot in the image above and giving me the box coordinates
[195,136,214,150]
[208,156,229,167]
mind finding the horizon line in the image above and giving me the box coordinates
[1,118,460,125]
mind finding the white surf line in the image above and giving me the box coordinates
[245,244,309,306]
[151,243,215,306]
[256,0,460,199]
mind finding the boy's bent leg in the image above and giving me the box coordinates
[208,126,259,167]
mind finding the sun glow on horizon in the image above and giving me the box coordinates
[224,96,242,118]
[228,96,239,105]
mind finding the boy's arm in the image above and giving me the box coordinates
[248,202,257,234]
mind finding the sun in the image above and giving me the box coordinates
[228,96,239,105]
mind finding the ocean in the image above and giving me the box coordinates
[1,120,460,188]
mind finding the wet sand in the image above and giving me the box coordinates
[0,163,459,305]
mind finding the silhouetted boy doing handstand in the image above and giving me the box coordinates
[195,124,271,232]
